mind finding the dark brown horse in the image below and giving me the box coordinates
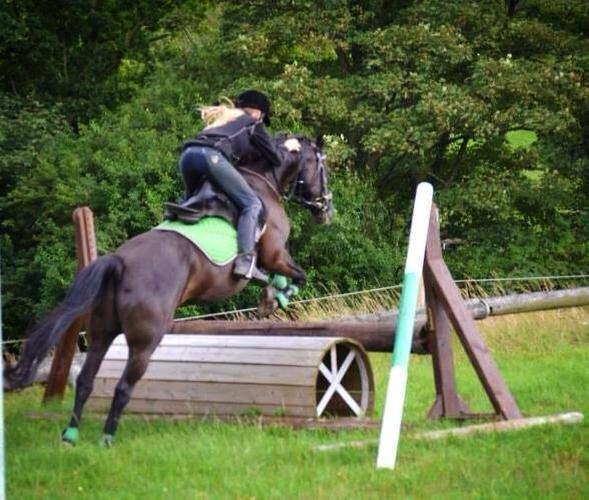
[4,136,333,446]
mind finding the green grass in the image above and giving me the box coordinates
[6,307,589,499]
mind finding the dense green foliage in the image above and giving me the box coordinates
[1,1,588,339]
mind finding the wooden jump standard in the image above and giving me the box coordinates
[423,206,520,420]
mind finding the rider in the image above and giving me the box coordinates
[179,90,296,281]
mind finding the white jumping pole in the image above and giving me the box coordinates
[376,182,433,470]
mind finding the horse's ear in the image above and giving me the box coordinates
[315,134,324,148]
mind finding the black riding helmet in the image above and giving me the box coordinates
[235,90,271,126]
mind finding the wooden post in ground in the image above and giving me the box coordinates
[43,207,97,402]
[424,205,522,420]
[424,207,471,419]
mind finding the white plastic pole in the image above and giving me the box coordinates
[376,182,433,469]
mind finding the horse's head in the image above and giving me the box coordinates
[280,135,334,224]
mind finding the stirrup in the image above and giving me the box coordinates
[233,254,269,284]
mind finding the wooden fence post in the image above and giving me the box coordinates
[43,207,97,402]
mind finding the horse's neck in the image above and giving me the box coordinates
[241,157,299,197]
[240,167,281,200]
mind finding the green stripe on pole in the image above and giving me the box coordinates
[391,272,420,368]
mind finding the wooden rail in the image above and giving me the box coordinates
[169,287,589,353]
[171,318,426,353]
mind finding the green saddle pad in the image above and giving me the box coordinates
[155,216,238,265]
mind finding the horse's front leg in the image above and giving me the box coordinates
[257,241,306,317]
[268,249,306,284]
[257,220,304,279]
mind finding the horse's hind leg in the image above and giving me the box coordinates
[62,317,119,445]
[100,324,165,446]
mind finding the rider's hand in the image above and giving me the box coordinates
[284,138,302,152]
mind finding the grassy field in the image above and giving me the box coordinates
[5,306,589,499]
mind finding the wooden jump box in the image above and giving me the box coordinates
[88,335,375,418]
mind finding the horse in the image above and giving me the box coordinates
[4,135,334,446]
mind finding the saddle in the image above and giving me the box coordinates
[163,181,266,235]
[161,179,298,305]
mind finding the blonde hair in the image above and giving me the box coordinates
[200,97,245,129]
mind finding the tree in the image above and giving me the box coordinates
[1,0,587,340]
[218,0,588,275]
[0,0,206,125]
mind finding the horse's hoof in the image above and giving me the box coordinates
[61,426,79,446]
[99,434,115,448]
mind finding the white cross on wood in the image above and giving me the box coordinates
[317,346,364,417]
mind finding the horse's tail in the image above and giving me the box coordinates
[4,255,123,390]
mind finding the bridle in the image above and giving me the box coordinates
[283,146,333,214]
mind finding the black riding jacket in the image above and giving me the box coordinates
[182,113,282,168]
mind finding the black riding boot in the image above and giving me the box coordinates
[233,252,268,282]
[233,204,268,283]
[179,189,200,208]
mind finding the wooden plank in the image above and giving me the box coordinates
[103,345,322,367]
[96,360,316,386]
[314,412,584,451]
[91,378,315,406]
[86,398,317,417]
[482,288,589,316]
[111,334,340,351]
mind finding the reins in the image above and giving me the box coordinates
[239,167,282,200]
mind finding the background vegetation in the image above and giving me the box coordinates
[1,0,588,340]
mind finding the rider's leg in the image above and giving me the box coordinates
[178,146,208,203]
[200,149,266,280]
